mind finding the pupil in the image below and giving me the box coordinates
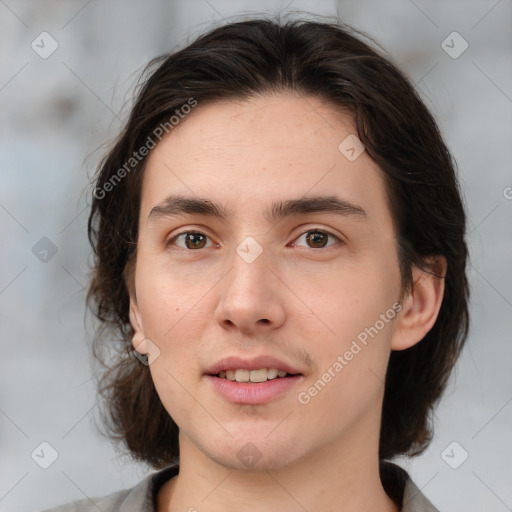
[186,233,206,249]
[308,231,327,248]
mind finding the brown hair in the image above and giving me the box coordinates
[87,15,470,469]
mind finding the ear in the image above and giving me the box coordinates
[391,257,447,351]
[129,296,148,355]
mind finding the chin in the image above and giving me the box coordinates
[206,438,300,472]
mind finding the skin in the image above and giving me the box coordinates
[129,92,446,512]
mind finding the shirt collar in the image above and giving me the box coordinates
[118,460,438,511]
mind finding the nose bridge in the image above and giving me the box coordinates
[214,236,286,333]
[228,235,272,298]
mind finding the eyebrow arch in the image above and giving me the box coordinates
[147,194,367,225]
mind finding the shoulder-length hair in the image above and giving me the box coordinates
[87,15,469,469]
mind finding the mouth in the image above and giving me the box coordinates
[204,356,305,405]
[211,368,301,383]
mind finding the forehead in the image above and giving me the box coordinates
[139,93,392,232]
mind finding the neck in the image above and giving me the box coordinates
[157,406,399,512]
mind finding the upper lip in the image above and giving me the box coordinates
[205,355,303,376]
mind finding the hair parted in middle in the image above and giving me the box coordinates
[87,14,469,470]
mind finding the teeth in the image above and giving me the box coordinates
[266,368,278,379]
[217,368,289,382]
[250,369,268,382]
[235,369,250,382]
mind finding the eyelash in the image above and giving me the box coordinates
[166,228,342,251]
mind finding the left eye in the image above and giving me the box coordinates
[292,229,340,249]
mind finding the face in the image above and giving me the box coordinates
[130,92,406,471]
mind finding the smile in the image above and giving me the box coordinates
[216,368,292,383]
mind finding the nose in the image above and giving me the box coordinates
[214,246,286,336]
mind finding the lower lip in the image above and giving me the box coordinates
[205,375,303,405]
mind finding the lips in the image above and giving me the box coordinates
[204,355,303,377]
[204,355,305,404]
[206,373,303,404]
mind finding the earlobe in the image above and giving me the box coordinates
[129,298,148,354]
[391,257,447,351]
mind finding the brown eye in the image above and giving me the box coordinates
[307,231,328,248]
[184,232,207,249]
[293,229,340,249]
[168,231,213,250]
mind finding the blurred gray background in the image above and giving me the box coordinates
[1,1,511,510]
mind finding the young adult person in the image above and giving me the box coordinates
[44,15,469,512]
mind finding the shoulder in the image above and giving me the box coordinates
[41,465,179,512]
[41,487,132,512]
[402,477,439,512]
[380,460,439,512]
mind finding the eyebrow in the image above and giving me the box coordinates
[148,194,367,225]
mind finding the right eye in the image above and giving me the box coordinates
[166,231,216,251]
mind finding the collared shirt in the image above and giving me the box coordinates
[42,461,439,511]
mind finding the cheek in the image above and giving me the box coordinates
[293,251,400,345]
[295,298,396,436]
[135,267,211,422]
[293,253,400,402]
[134,258,223,401]
[135,255,208,338]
